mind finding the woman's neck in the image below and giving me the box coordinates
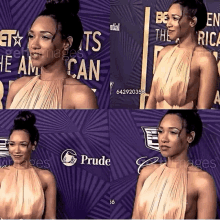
[167,152,189,168]
[13,161,32,169]
[178,32,198,48]
[41,60,68,80]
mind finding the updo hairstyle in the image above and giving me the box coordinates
[159,110,203,147]
[171,0,207,31]
[38,0,83,55]
[9,111,39,146]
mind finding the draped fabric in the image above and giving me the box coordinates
[153,45,195,109]
[10,75,64,109]
[0,166,44,219]
[137,163,188,219]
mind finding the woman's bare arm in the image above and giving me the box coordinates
[43,171,57,219]
[197,51,218,109]
[197,172,217,219]
[145,85,157,109]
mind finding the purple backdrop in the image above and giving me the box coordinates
[0,0,110,109]
[0,110,110,219]
[110,0,220,109]
[110,109,220,218]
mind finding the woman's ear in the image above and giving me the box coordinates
[32,141,37,151]
[64,36,73,50]
[190,16,197,28]
[187,131,195,144]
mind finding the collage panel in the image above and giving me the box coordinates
[0,110,110,219]
[1,0,220,219]
[0,0,110,109]
[110,0,220,109]
[110,109,220,219]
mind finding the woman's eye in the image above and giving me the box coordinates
[164,17,169,21]
[42,36,51,40]
[28,34,34,39]
[157,129,163,134]
[173,16,180,21]
[170,131,178,135]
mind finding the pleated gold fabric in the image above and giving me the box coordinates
[137,163,188,219]
[0,166,44,219]
[153,45,195,109]
[10,75,64,109]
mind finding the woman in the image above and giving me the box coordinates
[0,111,56,219]
[146,0,218,109]
[6,0,98,109]
[132,110,217,219]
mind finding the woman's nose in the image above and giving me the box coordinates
[30,37,40,50]
[15,145,21,153]
[166,19,172,29]
[161,132,169,143]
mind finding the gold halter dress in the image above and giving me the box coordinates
[152,45,195,109]
[136,163,188,219]
[10,75,64,109]
[0,166,45,219]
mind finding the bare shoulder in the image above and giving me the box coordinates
[188,165,215,190]
[65,77,84,86]
[34,167,56,186]
[0,166,14,183]
[194,46,217,67]
[158,44,176,57]
[65,77,93,92]
[0,166,9,177]
[11,76,35,87]
[155,44,176,66]
[139,163,161,181]
[10,76,35,93]
[64,77,98,109]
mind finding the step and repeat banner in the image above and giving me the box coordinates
[110,109,220,218]
[110,0,220,109]
[0,110,110,219]
[0,0,110,109]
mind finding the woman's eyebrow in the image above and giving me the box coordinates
[158,126,181,130]
[28,30,54,35]
[171,13,181,17]
[168,127,181,131]
[39,31,54,35]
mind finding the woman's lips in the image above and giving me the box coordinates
[160,145,170,151]
[13,155,23,158]
[168,30,175,34]
[31,53,42,59]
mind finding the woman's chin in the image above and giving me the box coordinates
[168,35,177,41]
[31,62,42,68]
